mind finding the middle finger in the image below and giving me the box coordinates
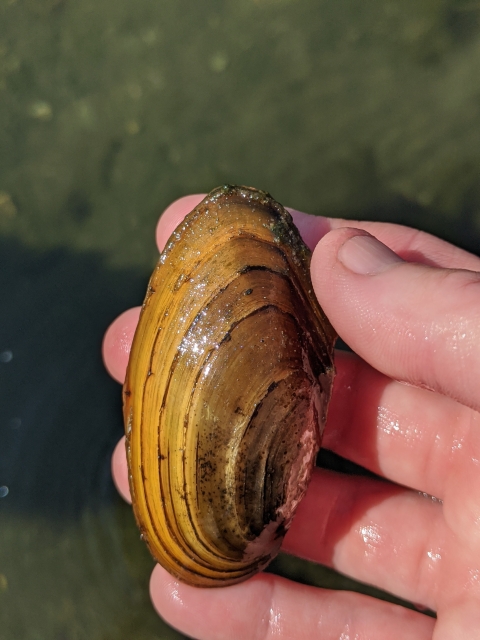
[326,350,474,502]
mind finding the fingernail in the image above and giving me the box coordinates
[338,234,404,275]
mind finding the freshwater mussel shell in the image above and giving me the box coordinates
[123,185,336,587]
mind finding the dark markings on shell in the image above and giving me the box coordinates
[123,185,336,587]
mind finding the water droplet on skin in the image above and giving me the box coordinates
[0,486,9,498]
[427,550,442,562]
[0,351,12,363]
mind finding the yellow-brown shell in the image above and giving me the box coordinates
[123,185,336,587]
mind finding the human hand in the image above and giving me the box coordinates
[103,194,480,639]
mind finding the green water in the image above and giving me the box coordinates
[0,0,479,638]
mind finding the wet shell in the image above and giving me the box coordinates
[123,185,336,587]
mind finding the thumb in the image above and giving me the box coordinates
[311,228,480,412]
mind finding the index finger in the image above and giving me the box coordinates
[157,195,480,271]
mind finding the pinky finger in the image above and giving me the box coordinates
[150,565,434,640]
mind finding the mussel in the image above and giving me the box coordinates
[123,185,336,587]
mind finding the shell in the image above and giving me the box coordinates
[123,185,336,587]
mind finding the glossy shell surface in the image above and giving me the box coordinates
[123,185,336,587]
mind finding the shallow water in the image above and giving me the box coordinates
[1,1,479,638]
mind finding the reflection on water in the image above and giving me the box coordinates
[0,0,479,638]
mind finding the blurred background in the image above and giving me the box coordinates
[1,0,479,638]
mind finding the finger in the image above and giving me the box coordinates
[311,228,480,413]
[102,307,141,383]
[149,564,434,640]
[324,350,475,502]
[157,197,480,271]
[111,437,131,503]
[287,208,480,270]
[328,351,480,557]
[283,467,449,611]
[155,197,330,254]
[435,600,480,640]
[155,194,205,252]
[327,216,480,271]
